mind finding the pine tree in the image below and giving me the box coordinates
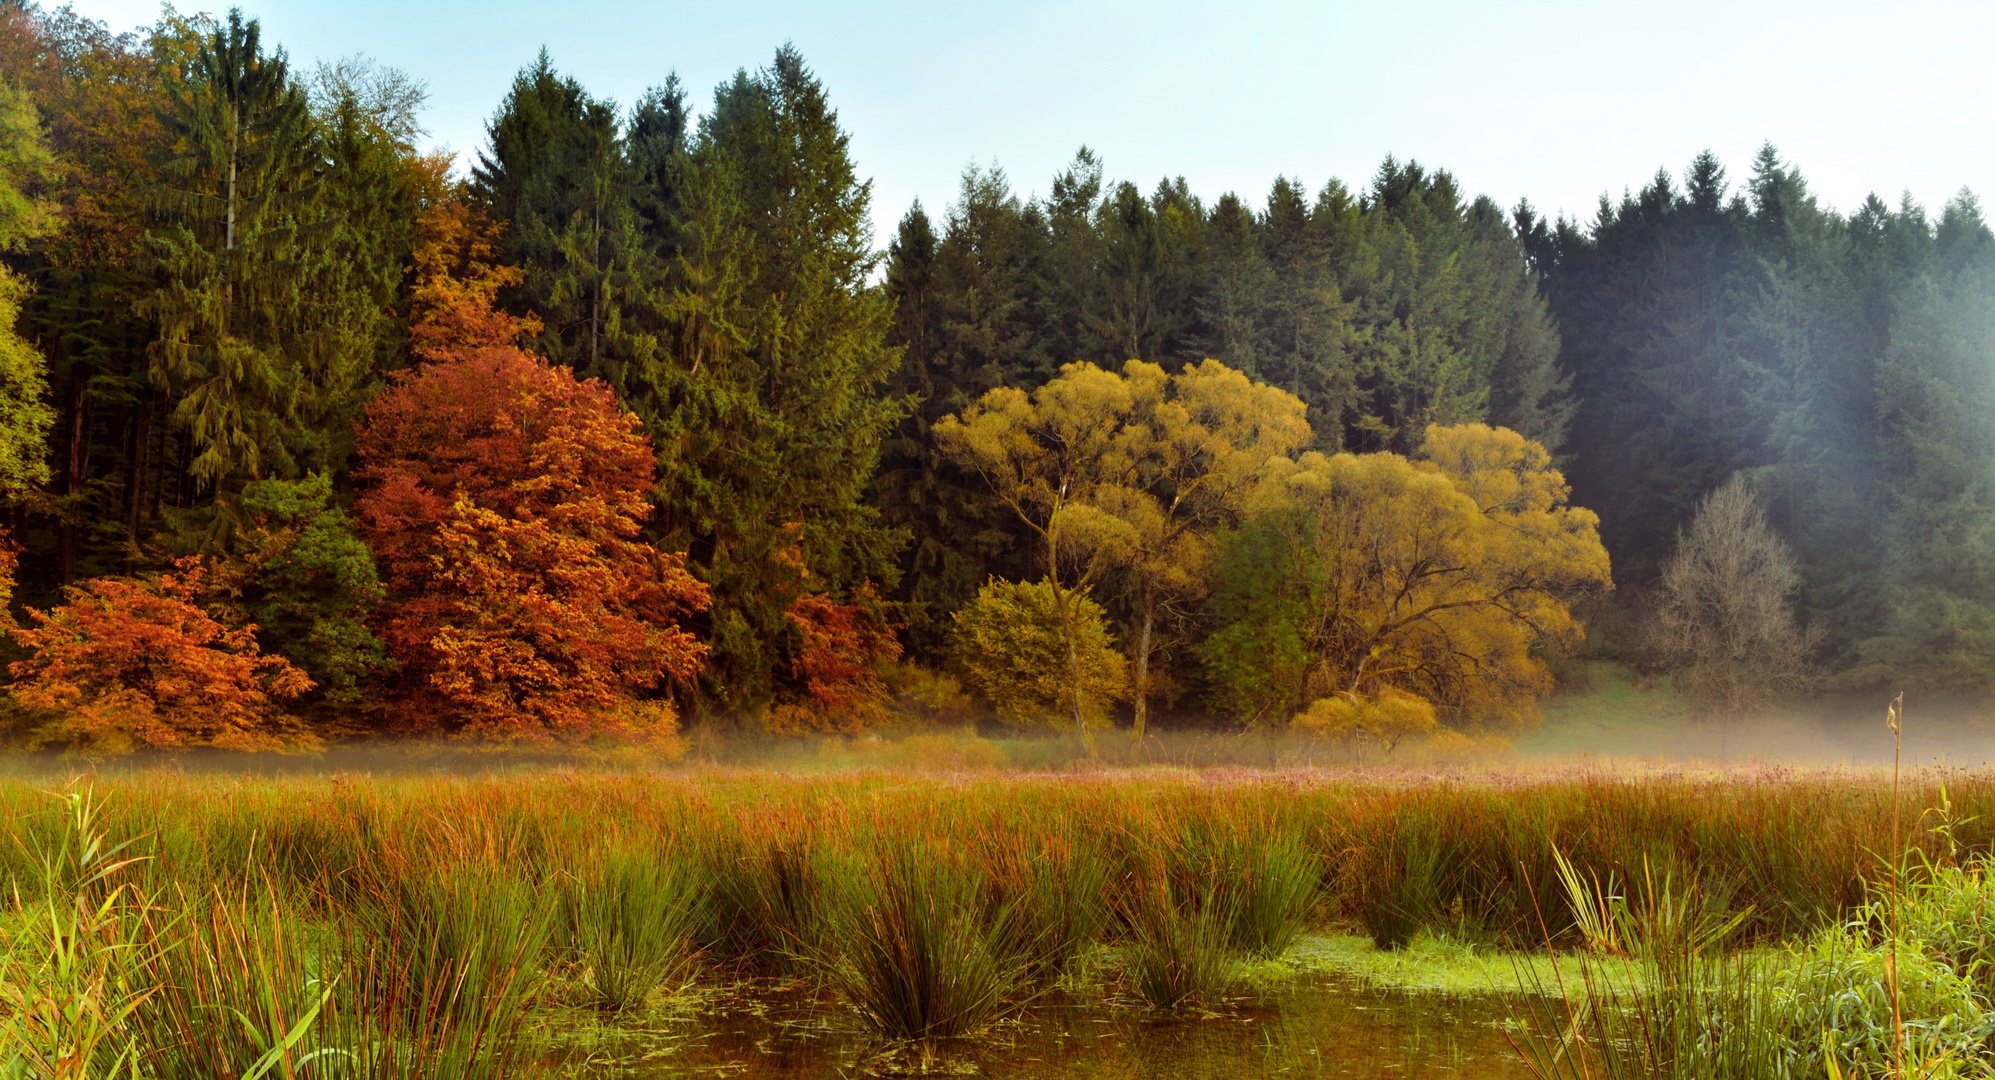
[472,51,654,389]
[141,10,320,486]
[1195,191,1271,375]
[1856,196,1995,690]
[645,47,905,712]
[1258,176,1357,449]
[877,168,1049,653]
[1535,155,1764,579]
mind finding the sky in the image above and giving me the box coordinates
[56,0,1995,246]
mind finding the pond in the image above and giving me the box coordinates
[542,965,1534,1078]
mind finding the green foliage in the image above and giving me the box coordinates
[947,577,1126,727]
[471,50,653,382]
[636,48,905,712]
[0,79,57,499]
[817,835,1032,1040]
[142,10,397,487]
[221,474,389,705]
[561,845,701,1013]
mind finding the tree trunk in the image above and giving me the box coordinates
[1045,531,1096,758]
[59,375,86,584]
[123,398,150,552]
[1132,583,1155,740]
[225,105,238,326]
[590,203,601,371]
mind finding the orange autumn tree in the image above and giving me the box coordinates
[353,193,708,739]
[9,559,315,754]
[770,584,902,734]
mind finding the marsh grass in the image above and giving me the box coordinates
[1115,866,1238,1010]
[816,835,1030,1040]
[7,766,1995,1070]
[0,789,160,1080]
[561,845,701,1013]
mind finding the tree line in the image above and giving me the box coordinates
[0,5,1979,753]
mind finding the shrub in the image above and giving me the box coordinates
[883,663,976,725]
[947,578,1126,728]
[8,560,315,754]
[767,586,902,735]
[213,474,391,705]
[1293,687,1438,755]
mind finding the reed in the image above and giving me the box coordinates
[0,789,160,1080]
[1115,864,1239,1010]
[8,763,1995,1067]
[560,843,701,1013]
[815,834,1030,1040]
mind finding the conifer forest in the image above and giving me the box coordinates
[9,6,1995,1078]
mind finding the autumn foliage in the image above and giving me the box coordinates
[352,198,708,738]
[1211,423,1611,729]
[768,586,902,734]
[8,559,315,754]
[404,168,541,359]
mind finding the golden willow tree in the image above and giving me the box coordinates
[937,358,1308,738]
[1205,423,1611,731]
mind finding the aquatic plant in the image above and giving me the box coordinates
[816,833,1029,1040]
[562,843,702,1012]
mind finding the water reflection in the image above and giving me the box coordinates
[545,972,1534,1078]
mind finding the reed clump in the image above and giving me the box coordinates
[816,832,1029,1040]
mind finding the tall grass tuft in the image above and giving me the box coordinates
[982,829,1109,985]
[699,820,825,973]
[563,844,702,1012]
[338,864,550,1077]
[1358,824,1443,951]
[0,789,160,1080]
[1223,830,1319,959]
[817,835,1028,1041]
[1115,866,1238,1010]
[133,883,336,1080]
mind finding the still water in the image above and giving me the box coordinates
[546,972,1534,1078]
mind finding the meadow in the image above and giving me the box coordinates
[6,747,1995,1078]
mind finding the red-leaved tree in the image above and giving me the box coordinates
[8,559,315,754]
[767,585,902,735]
[353,194,708,738]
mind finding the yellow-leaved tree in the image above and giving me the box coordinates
[937,358,1310,741]
[1103,360,1310,737]
[935,363,1140,741]
[1204,423,1611,730]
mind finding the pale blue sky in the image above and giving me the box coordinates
[59,0,1995,245]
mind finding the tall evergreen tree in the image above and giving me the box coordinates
[1257,176,1358,449]
[472,51,653,388]
[141,9,321,487]
[645,47,905,711]
[1854,195,1995,690]
[877,168,1040,653]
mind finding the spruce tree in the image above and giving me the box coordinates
[647,47,904,711]
[141,9,321,487]
[472,51,653,388]
[1258,176,1357,449]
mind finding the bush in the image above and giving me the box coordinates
[947,578,1126,728]
[1293,687,1438,755]
[215,474,392,705]
[8,559,315,754]
[767,586,901,735]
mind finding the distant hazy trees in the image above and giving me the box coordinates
[1652,477,1814,720]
